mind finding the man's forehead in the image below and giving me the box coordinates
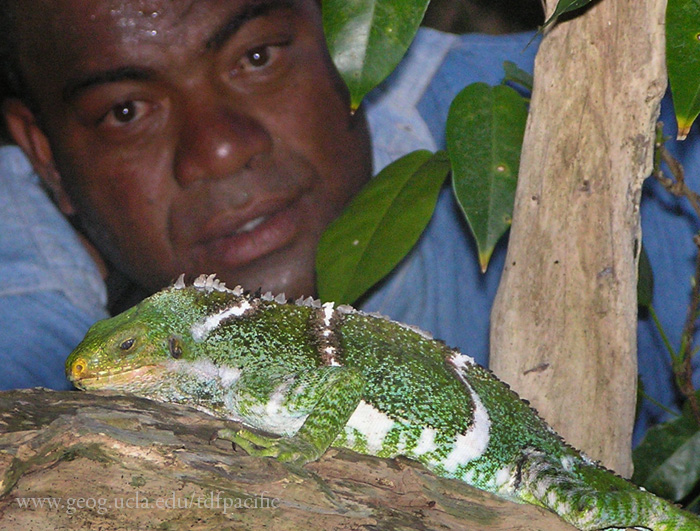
[84,0,230,46]
[76,0,191,45]
[16,0,306,85]
[21,0,301,42]
[86,0,240,31]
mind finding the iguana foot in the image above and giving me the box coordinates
[217,428,320,465]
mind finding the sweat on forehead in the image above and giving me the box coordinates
[22,0,302,43]
[83,0,298,35]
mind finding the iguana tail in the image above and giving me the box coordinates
[517,449,700,530]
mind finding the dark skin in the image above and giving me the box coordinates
[4,0,372,299]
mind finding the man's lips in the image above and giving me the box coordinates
[196,198,302,269]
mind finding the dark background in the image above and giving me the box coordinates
[424,0,544,34]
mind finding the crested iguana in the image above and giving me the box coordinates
[66,274,700,530]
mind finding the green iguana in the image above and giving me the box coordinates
[66,273,700,531]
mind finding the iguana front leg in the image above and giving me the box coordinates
[218,366,365,465]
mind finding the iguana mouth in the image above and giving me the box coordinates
[68,363,159,391]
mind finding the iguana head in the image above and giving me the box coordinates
[66,294,192,392]
[65,273,242,392]
[66,273,322,396]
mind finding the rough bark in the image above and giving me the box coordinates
[490,0,667,477]
[0,388,575,531]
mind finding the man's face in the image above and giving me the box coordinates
[9,0,372,298]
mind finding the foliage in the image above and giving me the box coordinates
[635,127,700,511]
[447,83,527,272]
[540,0,595,32]
[317,151,449,304]
[319,3,531,301]
[633,398,700,508]
[637,247,654,310]
[666,0,700,140]
[322,0,431,110]
[502,60,534,93]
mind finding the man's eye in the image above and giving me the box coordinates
[231,43,287,78]
[246,46,270,68]
[101,101,146,127]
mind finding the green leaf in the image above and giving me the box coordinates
[666,0,700,140]
[446,83,528,272]
[502,61,534,93]
[632,408,700,502]
[316,150,449,304]
[637,245,654,309]
[541,0,595,32]
[322,0,430,109]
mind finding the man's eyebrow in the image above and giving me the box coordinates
[62,66,155,103]
[205,0,295,52]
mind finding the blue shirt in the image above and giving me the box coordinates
[0,146,108,390]
[1,28,698,445]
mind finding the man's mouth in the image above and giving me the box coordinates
[196,197,303,270]
[236,215,267,234]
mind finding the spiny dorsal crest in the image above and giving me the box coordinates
[171,274,335,311]
[173,273,241,295]
[174,274,354,346]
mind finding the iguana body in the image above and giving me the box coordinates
[66,274,700,531]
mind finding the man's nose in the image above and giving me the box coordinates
[173,98,272,188]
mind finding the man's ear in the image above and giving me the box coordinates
[3,98,76,215]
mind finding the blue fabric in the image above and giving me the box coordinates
[0,145,108,390]
[0,27,698,447]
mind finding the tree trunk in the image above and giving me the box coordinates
[490,0,667,477]
[0,388,575,530]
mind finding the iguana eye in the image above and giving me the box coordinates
[169,337,183,359]
[119,338,135,351]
